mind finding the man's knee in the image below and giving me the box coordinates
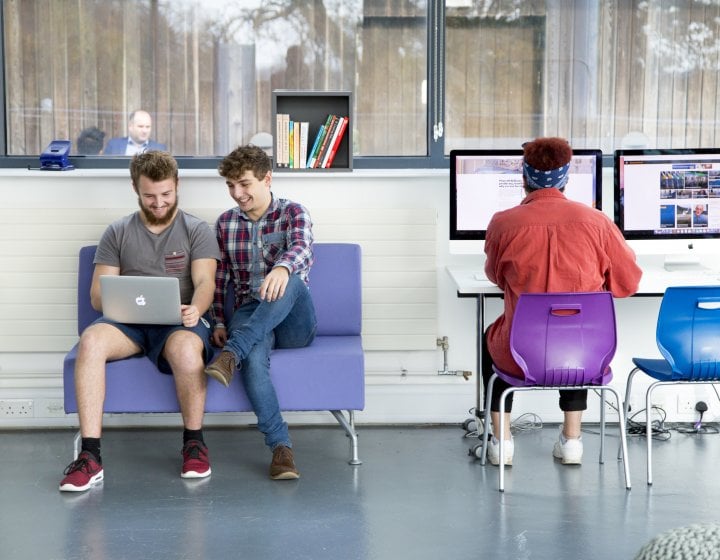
[77,323,135,359]
[165,330,204,364]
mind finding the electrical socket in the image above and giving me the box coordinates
[677,396,696,414]
[34,398,65,418]
[0,399,34,417]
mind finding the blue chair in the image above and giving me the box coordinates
[479,292,631,492]
[622,286,720,485]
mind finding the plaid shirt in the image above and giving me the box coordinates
[211,195,313,325]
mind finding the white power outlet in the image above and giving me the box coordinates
[35,398,66,418]
[0,399,34,417]
[677,396,696,414]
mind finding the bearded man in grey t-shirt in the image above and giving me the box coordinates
[59,151,220,493]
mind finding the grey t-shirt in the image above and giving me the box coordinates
[94,210,220,304]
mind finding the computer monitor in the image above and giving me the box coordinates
[449,149,603,254]
[614,148,720,270]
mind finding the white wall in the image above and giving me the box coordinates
[0,167,715,429]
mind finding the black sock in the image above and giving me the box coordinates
[183,429,204,444]
[81,437,102,464]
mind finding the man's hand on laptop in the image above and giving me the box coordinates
[181,304,201,328]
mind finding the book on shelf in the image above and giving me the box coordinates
[307,114,333,168]
[322,116,349,169]
[288,120,294,168]
[306,121,327,168]
[313,115,340,168]
[299,121,309,169]
[293,121,301,168]
[275,113,289,167]
[274,110,348,169]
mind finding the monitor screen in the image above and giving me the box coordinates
[614,149,720,242]
[449,149,603,242]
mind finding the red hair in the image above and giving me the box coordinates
[523,137,572,171]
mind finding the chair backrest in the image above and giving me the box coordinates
[509,292,617,386]
[308,243,362,336]
[76,243,362,336]
[77,245,101,334]
[656,286,720,380]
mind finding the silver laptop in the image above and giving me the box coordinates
[100,275,183,325]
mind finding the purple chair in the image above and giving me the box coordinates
[63,243,365,465]
[478,292,631,491]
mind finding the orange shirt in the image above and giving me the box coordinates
[484,188,642,377]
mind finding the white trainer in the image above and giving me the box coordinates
[487,436,514,466]
[552,426,583,465]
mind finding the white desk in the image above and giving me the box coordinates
[446,254,720,419]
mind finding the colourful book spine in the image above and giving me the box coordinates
[299,121,309,169]
[293,121,301,168]
[288,120,294,168]
[314,115,339,168]
[306,123,326,168]
[307,114,334,168]
[281,113,290,167]
[323,116,349,169]
[275,113,289,167]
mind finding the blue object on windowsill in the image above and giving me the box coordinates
[40,140,75,171]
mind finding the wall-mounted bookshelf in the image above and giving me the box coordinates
[272,90,353,172]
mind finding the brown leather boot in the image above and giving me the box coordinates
[270,445,300,480]
[204,350,236,387]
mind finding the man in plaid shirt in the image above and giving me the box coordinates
[205,145,316,480]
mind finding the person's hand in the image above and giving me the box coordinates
[180,304,201,327]
[211,326,228,347]
[259,267,290,302]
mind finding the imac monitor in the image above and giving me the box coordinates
[449,149,603,250]
[614,148,720,270]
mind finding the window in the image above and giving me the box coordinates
[2,1,720,167]
[1,0,429,164]
[445,1,720,154]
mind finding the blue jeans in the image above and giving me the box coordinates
[224,274,317,449]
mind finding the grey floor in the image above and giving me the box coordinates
[2,421,719,560]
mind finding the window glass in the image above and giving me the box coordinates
[2,0,428,158]
[445,1,720,153]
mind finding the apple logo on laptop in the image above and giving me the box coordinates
[135,295,147,306]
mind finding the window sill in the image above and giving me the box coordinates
[0,167,449,179]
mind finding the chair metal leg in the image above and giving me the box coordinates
[599,388,606,463]
[605,386,631,489]
[479,377,632,492]
[618,367,640,461]
[646,383,661,485]
[479,374,497,466]
[497,386,515,492]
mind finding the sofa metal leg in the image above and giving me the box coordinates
[72,430,81,461]
[330,410,362,465]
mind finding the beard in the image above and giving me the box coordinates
[138,196,178,226]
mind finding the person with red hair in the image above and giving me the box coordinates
[482,137,642,466]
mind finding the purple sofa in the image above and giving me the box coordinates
[63,243,365,464]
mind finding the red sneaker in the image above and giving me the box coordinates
[59,451,104,492]
[181,440,211,478]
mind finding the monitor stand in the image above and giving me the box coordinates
[663,253,709,272]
